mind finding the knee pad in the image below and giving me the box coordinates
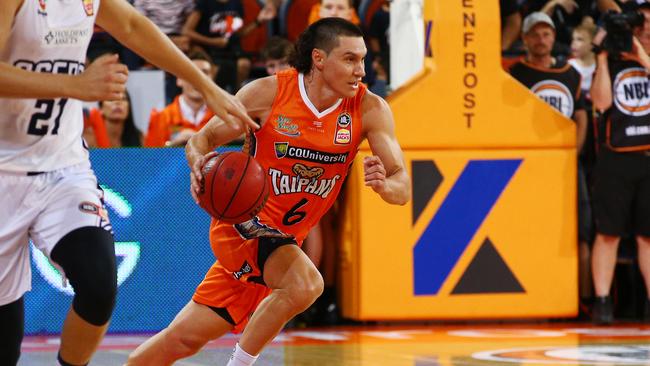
[0,296,24,365]
[51,227,117,326]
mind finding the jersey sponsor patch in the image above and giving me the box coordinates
[38,0,47,15]
[269,167,340,199]
[337,112,351,127]
[273,143,348,164]
[232,261,252,280]
[530,80,574,117]
[334,112,352,144]
[14,59,85,75]
[613,67,650,117]
[309,120,324,133]
[293,163,324,180]
[273,115,300,137]
[42,27,92,48]
[335,129,351,144]
[79,201,109,221]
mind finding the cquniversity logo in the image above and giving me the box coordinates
[31,185,141,295]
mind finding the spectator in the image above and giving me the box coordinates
[501,0,522,51]
[569,21,598,308]
[521,0,597,56]
[134,0,195,38]
[590,2,650,325]
[133,0,196,101]
[569,22,597,101]
[569,21,598,167]
[368,0,390,97]
[182,0,275,93]
[510,13,591,319]
[145,49,217,147]
[86,26,130,68]
[260,36,293,76]
[308,0,361,25]
[510,12,587,151]
[83,92,142,148]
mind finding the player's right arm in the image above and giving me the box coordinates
[186,75,277,203]
[0,0,127,100]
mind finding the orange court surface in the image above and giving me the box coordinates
[18,323,650,365]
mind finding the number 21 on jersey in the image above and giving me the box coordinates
[28,98,68,136]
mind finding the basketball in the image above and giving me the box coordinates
[198,151,269,224]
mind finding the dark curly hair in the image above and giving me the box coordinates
[289,17,364,74]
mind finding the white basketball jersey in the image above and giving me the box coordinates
[0,0,99,172]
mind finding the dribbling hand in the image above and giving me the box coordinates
[190,151,218,204]
[75,54,128,101]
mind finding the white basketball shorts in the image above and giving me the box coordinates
[0,161,112,306]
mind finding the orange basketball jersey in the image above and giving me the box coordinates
[212,69,366,244]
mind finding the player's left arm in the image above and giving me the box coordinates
[362,92,411,206]
[96,0,257,131]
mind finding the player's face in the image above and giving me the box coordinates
[320,0,353,21]
[321,36,366,98]
[523,24,555,58]
[571,30,592,59]
[265,57,290,75]
[179,59,212,102]
[101,95,129,121]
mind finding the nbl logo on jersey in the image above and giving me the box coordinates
[530,80,574,117]
[613,67,650,117]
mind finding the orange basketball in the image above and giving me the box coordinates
[198,151,269,224]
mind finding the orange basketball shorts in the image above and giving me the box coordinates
[193,223,297,333]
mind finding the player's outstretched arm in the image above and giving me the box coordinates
[96,0,258,131]
[0,0,127,100]
[186,76,277,203]
[362,92,411,206]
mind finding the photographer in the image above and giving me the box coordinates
[590,1,650,324]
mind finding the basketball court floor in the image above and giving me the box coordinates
[18,323,650,365]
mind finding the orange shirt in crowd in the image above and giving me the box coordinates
[144,96,215,147]
[84,108,112,148]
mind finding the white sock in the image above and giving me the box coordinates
[226,343,258,366]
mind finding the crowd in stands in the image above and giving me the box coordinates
[81,0,650,326]
[84,0,390,148]
[503,0,650,325]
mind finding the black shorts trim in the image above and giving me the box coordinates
[248,236,298,286]
[201,302,236,326]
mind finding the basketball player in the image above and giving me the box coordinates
[126,18,410,365]
[0,0,255,364]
